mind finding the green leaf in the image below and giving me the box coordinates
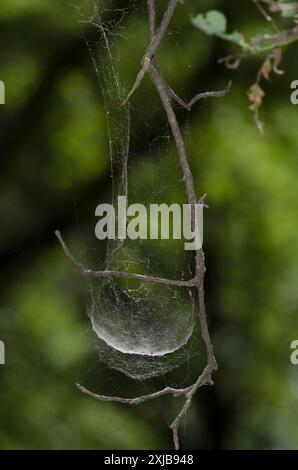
[192,10,246,46]
[192,10,227,36]
[223,31,246,46]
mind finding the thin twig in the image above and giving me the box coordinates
[253,0,280,33]
[148,63,197,209]
[198,192,209,209]
[144,0,180,60]
[76,383,191,404]
[147,0,156,39]
[120,0,180,106]
[219,25,298,69]
[168,81,232,111]
[76,363,214,414]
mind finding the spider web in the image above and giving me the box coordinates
[79,0,201,383]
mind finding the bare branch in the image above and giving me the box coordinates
[77,360,216,451]
[120,57,151,107]
[144,0,180,60]
[219,25,298,68]
[55,230,195,287]
[147,0,156,39]
[198,192,209,209]
[76,383,191,405]
[253,0,280,33]
[147,63,197,211]
[170,363,215,449]
[57,0,225,450]
[168,81,232,111]
[121,0,181,106]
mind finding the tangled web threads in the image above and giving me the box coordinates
[83,1,198,381]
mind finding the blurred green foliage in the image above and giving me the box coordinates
[0,0,298,450]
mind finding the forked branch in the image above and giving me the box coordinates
[168,80,232,111]
[55,230,195,287]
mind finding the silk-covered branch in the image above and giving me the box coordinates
[57,0,230,450]
[55,230,195,287]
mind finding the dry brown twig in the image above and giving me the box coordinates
[218,24,298,70]
[56,0,231,450]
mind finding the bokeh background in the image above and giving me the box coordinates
[1,0,298,449]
